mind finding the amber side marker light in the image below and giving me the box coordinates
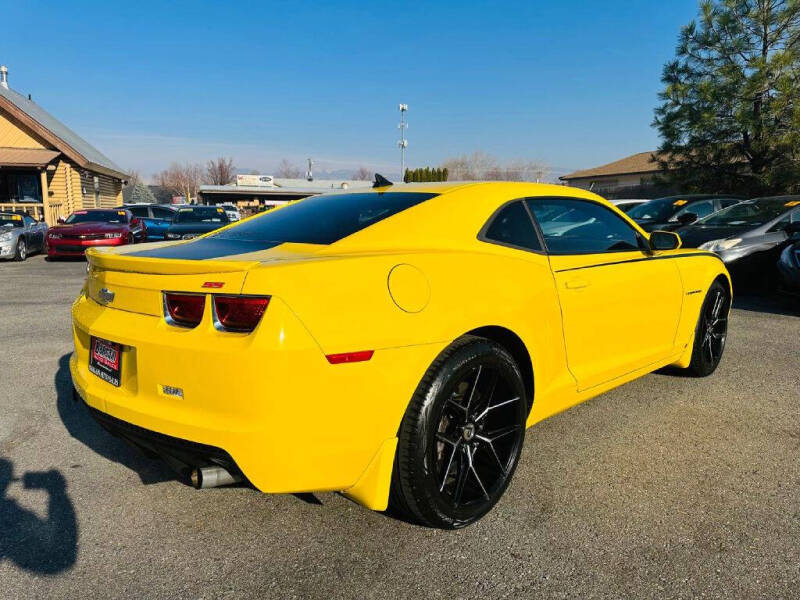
[325,350,374,364]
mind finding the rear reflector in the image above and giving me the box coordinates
[213,295,270,332]
[164,293,205,327]
[325,350,374,364]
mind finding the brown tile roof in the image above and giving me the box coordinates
[0,146,60,167]
[560,151,664,180]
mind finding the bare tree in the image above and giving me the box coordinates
[205,157,236,185]
[155,162,204,202]
[351,166,372,181]
[441,152,549,182]
[276,159,302,178]
[124,169,141,189]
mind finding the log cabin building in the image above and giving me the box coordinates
[0,65,127,225]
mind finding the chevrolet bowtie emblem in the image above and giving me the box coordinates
[98,288,115,304]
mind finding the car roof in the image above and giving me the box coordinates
[321,181,623,252]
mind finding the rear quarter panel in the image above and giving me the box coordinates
[241,247,571,405]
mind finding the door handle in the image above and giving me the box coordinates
[565,278,589,290]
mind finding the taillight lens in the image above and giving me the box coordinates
[164,293,205,328]
[213,295,270,332]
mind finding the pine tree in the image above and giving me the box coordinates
[654,0,800,195]
[129,181,157,204]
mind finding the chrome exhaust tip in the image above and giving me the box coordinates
[190,466,242,489]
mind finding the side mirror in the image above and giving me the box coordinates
[57,217,65,224]
[677,212,698,225]
[650,230,682,251]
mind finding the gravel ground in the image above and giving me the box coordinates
[1,254,798,599]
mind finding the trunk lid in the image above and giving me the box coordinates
[84,240,326,317]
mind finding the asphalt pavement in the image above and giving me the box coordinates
[1,254,798,599]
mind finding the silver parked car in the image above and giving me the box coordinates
[0,212,48,261]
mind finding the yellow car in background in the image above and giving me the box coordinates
[70,181,731,529]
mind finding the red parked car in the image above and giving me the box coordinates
[46,208,145,258]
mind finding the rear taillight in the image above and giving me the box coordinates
[164,293,205,328]
[213,295,270,332]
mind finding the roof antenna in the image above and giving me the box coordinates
[373,173,393,188]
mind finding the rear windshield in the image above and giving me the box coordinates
[174,207,230,224]
[66,210,128,224]
[628,197,696,221]
[213,192,436,245]
[0,214,23,228]
[700,197,797,227]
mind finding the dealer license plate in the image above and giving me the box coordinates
[89,337,122,387]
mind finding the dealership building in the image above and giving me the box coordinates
[198,174,372,212]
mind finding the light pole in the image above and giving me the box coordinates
[398,103,408,181]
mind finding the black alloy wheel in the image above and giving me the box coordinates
[391,336,527,529]
[688,280,730,376]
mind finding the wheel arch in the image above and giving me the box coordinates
[465,325,534,415]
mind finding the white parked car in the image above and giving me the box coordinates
[220,204,241,221]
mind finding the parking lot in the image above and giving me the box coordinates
[1,255,798,599]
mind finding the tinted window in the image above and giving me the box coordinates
[65,210,129,224]
[528,198,641,254]
[482,201,541,251]
[673,199,714,221]
[174,207,230,224]
[719,198,741,208]
[0,214,23,228]
[128,206,150,218]
[627,198,683,221]
[213,192,436,245]
[151,206,175,219]
[701,197,796,227]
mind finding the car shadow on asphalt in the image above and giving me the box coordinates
[0,458,77,574]
[732,292,799,317]
[55,353,174,485]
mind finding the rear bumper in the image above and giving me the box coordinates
[81,393,244,480]
[70,292,445,505]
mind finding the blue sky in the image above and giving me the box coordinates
[2,0,699,180]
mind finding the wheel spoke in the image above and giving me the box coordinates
[476,435,507,475]
[439,440,460,492]
[466,446,490,500]
[465,365,482,413]
[475,396,520,422]
[436,432,459,446]
[447,396,468,413]
[452,448,469,504]
[486,424,521,442]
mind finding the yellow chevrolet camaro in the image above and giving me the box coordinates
[70,181,731,528]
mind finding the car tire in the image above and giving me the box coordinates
[686,279,730,377]
[14,238,27,261]
[390,335,527,529]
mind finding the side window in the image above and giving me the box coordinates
[23,214,36,226]
[674,199,714,220]
[767,213,792,233]
[528,198,641,254]
[481,200,542,252]
[719,198,740,209]
[128,206,149,218]
[151,206,175,219]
